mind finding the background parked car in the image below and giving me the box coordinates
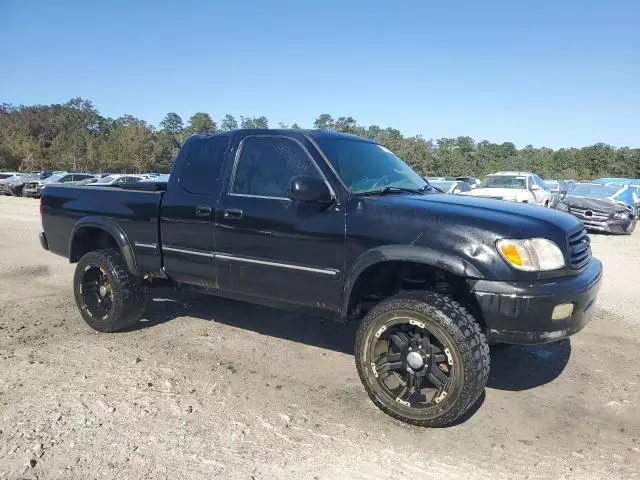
[11,171,66,196]
[592,177,640,208]
[544,179,569,209]
[89,174,146,187]
[22,172,97,198]
[463,171,552,206]
[429,179,473,194]
[140,174,170,183]
[0,173,24,195]
[556,182,637,234]
[425,176,456,182]
[455,176,481,188]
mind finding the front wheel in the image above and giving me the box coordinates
[73,248,147,332]
[355,292,489,427]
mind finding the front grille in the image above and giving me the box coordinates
[567,226,591,269]
[569,206,609,222]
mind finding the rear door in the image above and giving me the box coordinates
[214,134,345,311]
[159,135,231,286]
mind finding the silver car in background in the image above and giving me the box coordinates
[22,172,97,198]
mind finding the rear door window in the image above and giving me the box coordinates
[179,136,230,195]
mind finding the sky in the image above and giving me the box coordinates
[1,0,639,148]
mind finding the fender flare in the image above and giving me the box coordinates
[69,216,140,276]
[340,244,484,316]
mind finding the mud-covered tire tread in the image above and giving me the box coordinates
[355,291,490,427]
[73,248,147,332]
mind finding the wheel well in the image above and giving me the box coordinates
[70,227,118,263]
[347,261,486,331]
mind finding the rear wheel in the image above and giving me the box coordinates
[73,248,147,332]
[355,291,489,427]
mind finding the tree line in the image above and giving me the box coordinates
[1,98,638,179]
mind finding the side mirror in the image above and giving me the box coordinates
[530,184,540,191]
[289,175,334,204]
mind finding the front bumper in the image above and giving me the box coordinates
[470,259,603,344]
[581,218,632,234]
[23,185,43,197]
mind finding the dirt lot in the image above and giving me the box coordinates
[0,195,638,479]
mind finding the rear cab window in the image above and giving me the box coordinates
[179,135,231,195]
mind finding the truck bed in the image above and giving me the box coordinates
[41,184,164,275]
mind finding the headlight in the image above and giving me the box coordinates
[497,238,565,271]
[557,202,569,212]
[613,210,631,219]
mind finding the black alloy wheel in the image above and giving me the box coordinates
[79,265,114,321]
[369,319,454,409]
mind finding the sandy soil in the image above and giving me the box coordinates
[0,195,638,479]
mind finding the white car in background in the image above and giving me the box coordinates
[463,171,552,207]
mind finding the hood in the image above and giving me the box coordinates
[559,195,633,214]
[353,193,583,280]
[368,193,580,235]
[464,187,528,199]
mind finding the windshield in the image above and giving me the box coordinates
[0,174,15,180]
[570,184,619,199]
[315,137,426,193]
[96,175,118,184]
[478,175,526,189]
[45,173,66,182]
[545,180,558,190]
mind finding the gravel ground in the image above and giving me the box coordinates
[0,195,638,480]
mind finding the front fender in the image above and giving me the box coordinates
[69,216,140,276]
[340,244,485,316]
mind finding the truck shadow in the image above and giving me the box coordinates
[136,289,570,392]
[487,341,571,391]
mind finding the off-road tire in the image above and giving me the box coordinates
[355,291,490,427]
[73,248,147,332]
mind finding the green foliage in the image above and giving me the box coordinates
[220,114,238,131]
[184,112,216,136]
[159,112,184,135]
[240,116,269,129]
[0,99,638,179]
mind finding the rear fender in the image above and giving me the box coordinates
[69,216,140,276]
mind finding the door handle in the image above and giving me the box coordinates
[224,208,243,220]
[196,205,212,217]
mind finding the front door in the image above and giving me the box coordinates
[215,134,345,312]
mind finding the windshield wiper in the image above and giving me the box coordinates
[358,186,426,196]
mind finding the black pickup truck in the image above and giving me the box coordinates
[40,129,602,427]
